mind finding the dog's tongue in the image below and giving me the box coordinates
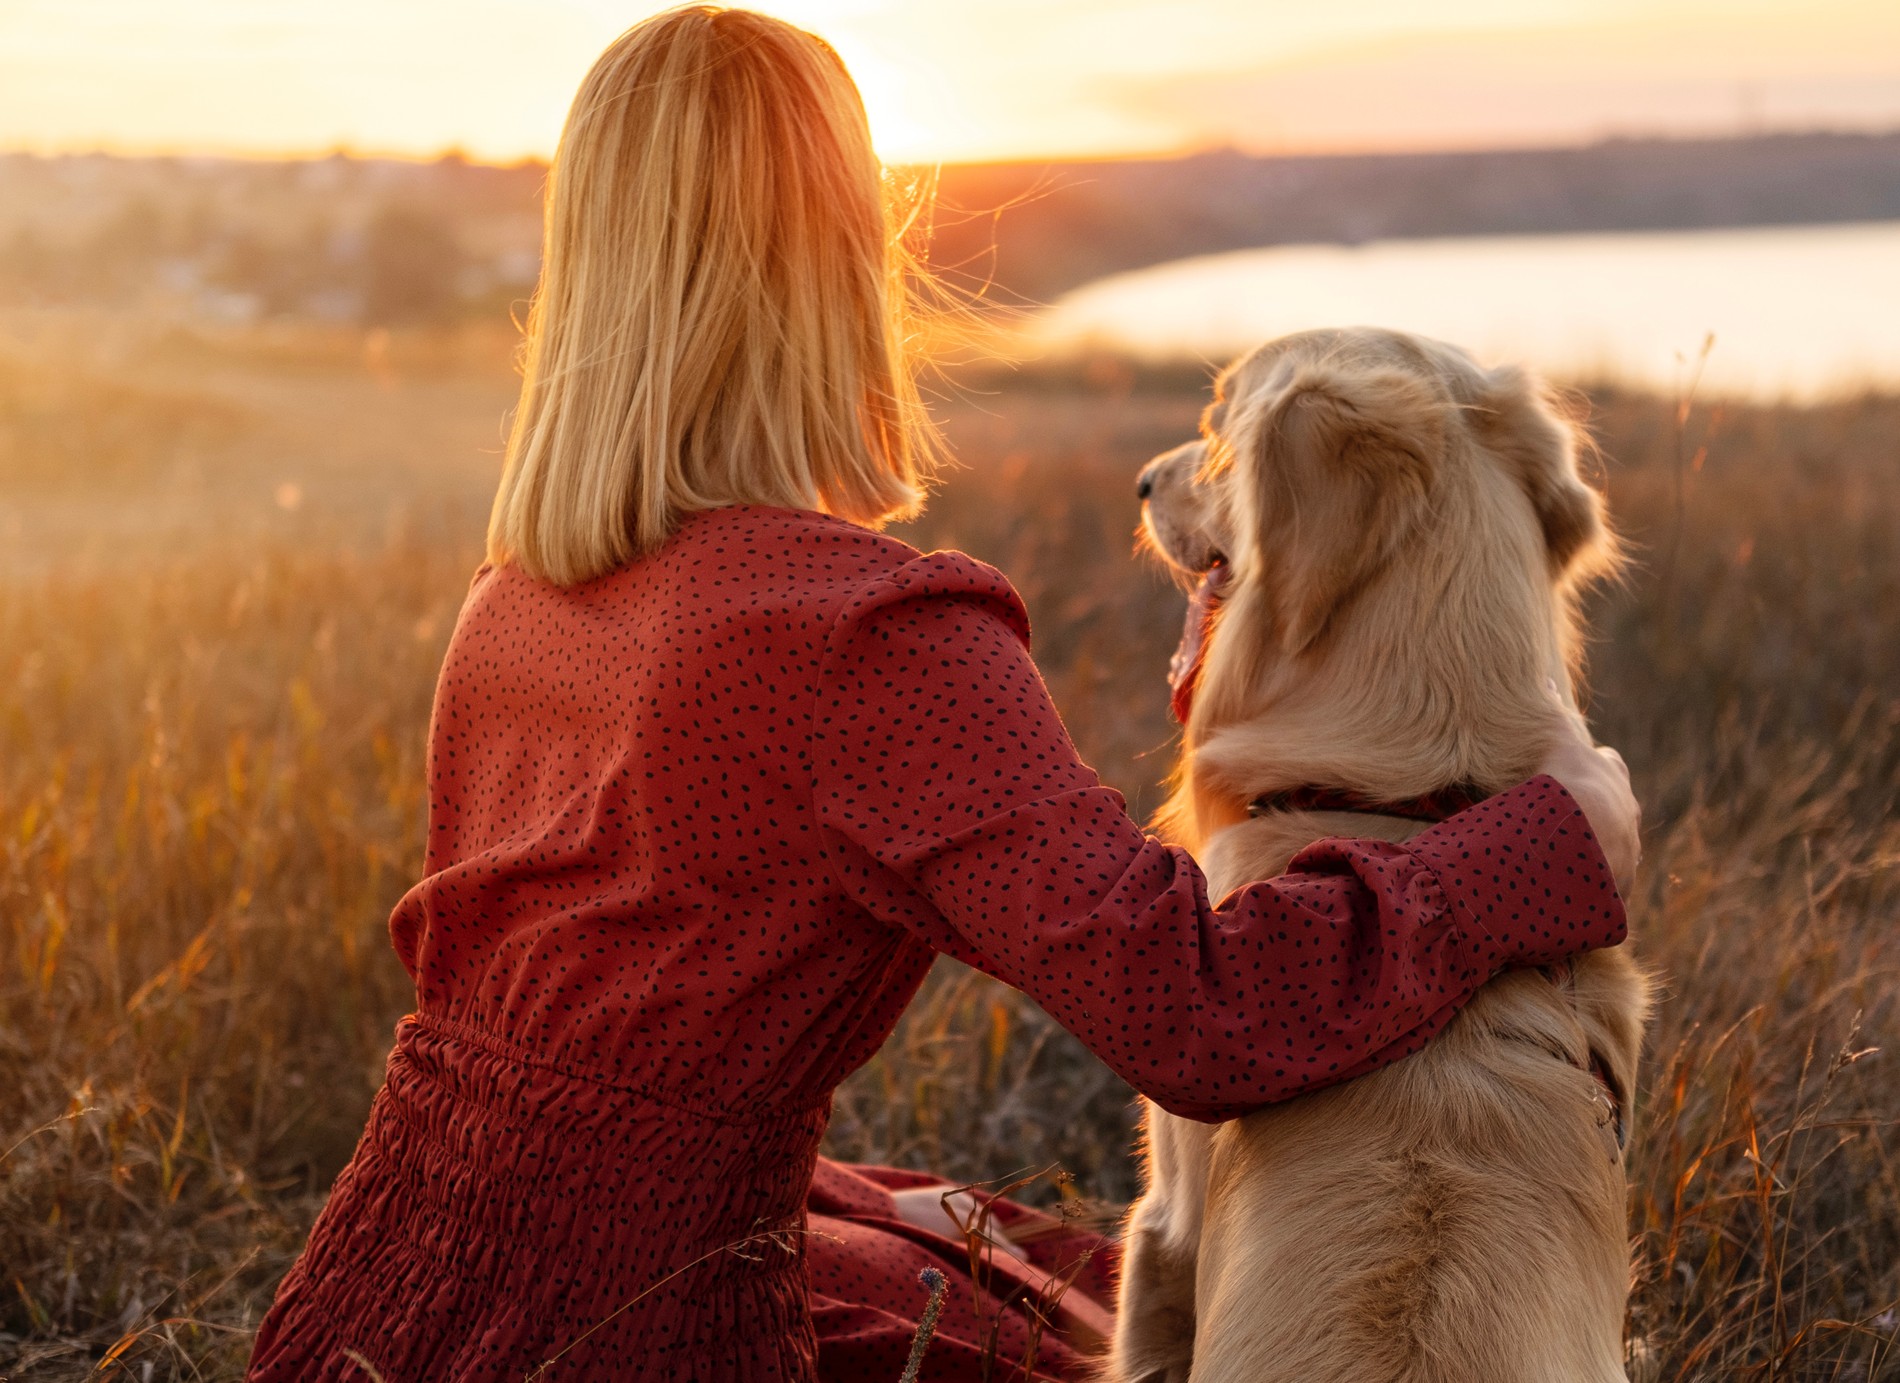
[1168,564,1225,724]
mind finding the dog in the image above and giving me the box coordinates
[1110,327,1650,1383]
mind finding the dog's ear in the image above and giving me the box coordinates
[1474,365,1617,581]
[1234,365,1440,654]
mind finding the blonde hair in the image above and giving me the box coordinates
[488,6,939,584]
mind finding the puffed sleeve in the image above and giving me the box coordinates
[813,552,1627,1121]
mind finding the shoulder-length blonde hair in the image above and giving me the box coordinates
[488,5,939,584]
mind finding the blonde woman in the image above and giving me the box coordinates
[245,8,1639,1381]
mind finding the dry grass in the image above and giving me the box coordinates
[1,324,1897,1380]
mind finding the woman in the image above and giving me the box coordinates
[246,8,1639,1381]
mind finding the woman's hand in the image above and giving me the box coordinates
[1537,683,1641,896]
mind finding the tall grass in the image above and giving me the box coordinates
[2,339,1898,1379]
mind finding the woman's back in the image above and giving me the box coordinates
[395,504,937,1107]
[255,505,960,1380]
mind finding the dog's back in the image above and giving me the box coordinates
[1187,952,1642,1383]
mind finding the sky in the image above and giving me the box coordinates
[2,0,1898,165]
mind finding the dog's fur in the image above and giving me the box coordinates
[1109,327,1650,1383]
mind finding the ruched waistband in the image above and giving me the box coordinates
[380,1014,830,1267]
[255,1016,828,1381]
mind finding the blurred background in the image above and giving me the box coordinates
[5,0,1900,392]
[3,2,1898,1379]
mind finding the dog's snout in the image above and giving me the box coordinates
[1136,461,1159,500]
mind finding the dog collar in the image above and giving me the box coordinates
[1245,783,1492,823]
[1587,1050,1628,1151]
[1538,960,1630,1152]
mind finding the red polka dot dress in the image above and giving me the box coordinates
[246,504,1626,1382]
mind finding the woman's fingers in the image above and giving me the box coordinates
[1534,704,1642,897]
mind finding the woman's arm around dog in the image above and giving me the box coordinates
[814,552,1635,1122]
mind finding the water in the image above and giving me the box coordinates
[1032,220,1900,397]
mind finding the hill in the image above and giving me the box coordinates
[925,129,1900,301]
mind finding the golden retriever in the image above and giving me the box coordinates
[1110,327,1650,1383]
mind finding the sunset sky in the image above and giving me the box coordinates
[3,0,1898,165]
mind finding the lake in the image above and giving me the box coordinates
[1031,220,1900,398]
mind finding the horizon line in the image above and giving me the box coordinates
[6,119,1899,174]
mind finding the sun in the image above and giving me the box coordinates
[820,30,968,165]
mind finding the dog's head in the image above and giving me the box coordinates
[1140,328,1620,822]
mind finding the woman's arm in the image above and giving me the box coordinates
[814,553,1628,1122]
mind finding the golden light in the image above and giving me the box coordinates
[0,0,1894,164]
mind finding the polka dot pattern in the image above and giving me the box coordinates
[805,1160,1117,1380]
[247,504,1627,1382]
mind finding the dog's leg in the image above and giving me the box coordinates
[1107,1102,1214,1383]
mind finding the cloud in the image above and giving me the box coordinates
[1111,8,1900,153]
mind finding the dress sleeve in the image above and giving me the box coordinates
[813,552,1628,1122]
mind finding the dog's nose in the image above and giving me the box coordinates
[1136,471,1155,500]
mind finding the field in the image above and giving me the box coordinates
[2,310,1898,1380]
